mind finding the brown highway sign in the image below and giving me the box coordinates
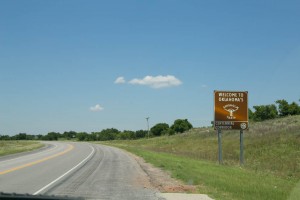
[214,91,248,130]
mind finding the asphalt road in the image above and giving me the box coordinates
[0,142,163,200]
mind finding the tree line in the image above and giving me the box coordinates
[249,99,300,121]
[1,99,299,141]
[0,119,193,141]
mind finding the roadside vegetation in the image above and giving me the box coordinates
[1,98,299,199]
[0,141,44,156]
[249,99,300,121]
[0,119,193,141]
[1,98,299,141]
[101,115,300,200]
[102,115,300,178]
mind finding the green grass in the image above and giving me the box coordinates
[0,141,44,156]
[100,115,300,200]
[118,147,296,200]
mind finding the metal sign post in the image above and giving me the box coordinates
[240,129,244,165]
[218,129,223,164]
[146,117,150,139]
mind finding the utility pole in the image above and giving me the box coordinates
[146,117,150,139]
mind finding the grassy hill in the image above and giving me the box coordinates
[100,115,300,200]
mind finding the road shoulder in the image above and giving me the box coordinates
[125,150,214,200]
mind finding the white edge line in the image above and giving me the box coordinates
[33,144,95,195]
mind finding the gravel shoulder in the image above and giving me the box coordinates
[126,151,196,193]
[125,150,214,200]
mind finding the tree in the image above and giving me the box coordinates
[98,128,120,141]
[135,130,148,138]
[76,132,89,141]
[162,128,175,136]
[0,135,11,140]
[36,134,43,140]
[171,119,193,133]
[288,102,300,115]
[253,104,278,121]
[150,123,169,136]
[248,108,254,121]
[43,132,61,141]
[25,134,35,140]
[117,130,136,140]
[89,132,98,141]
[63,131,77,140]
[125,130,136,139]
[276,99,290,116]
[14,133,27,140]
[276,99,300,116]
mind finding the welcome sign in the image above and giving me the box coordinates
[214,91,249,130]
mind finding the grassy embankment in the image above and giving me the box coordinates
[100,115,300,200]
[0,141,44,156]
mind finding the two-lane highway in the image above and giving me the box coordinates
[0,142,93,195]
[0,142,163,200]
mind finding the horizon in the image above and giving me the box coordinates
[1,0,300,135]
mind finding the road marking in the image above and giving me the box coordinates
[0,144,74,175]
[0,143,58,164]
[33,145,95,195]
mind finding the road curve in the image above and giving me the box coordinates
[0,142,163,200]
[0,142,92,194]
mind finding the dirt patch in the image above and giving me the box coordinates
[128,152,196,193]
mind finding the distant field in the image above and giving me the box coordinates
[100,115,300,200]
[0,141,44,156]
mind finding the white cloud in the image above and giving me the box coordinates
[114,76,126,84]
[129,75,182,89]
[90,104,104,112]
[201,84,207,88]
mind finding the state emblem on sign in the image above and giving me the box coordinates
[223,104,239,119]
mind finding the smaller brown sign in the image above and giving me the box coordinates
[214,91,248,130]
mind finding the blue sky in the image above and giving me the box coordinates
[1,0,300,135]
